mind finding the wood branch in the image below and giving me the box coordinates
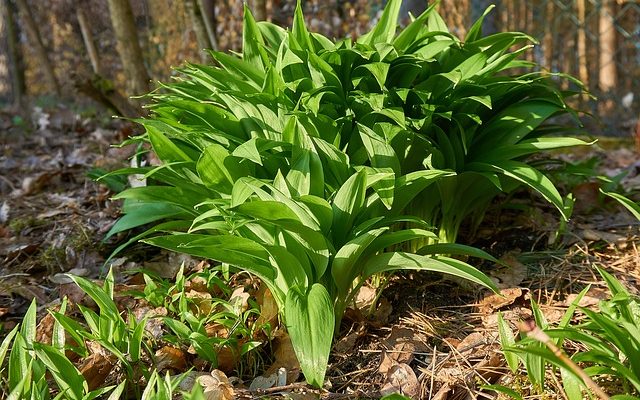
[76,4,103,75]
[14,0,60,96]
[198,0,218,51]
[75,74,141,119]
[186,0,211,61]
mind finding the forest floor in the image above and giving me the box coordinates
[1,106,639,399]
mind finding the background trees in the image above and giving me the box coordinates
[0,0,637,135]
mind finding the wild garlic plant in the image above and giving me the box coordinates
[104,0,595,386]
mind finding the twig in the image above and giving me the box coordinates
[519,320,610,400]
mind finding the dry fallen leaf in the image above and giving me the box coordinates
[477,287,525,315]
[256,283,278,329]
[186,290,213,315]
[380,363,419,399]
[355,285,376,310]
[379,326,428,374]
[78,344,116,391]
[264,333,300,383]
[230,286,250,314]
[155,345,187,372]
[197,370,235,400]
[564,286,609,307]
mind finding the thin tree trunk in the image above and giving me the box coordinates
[598,0,617,111]
[251,0,267,22]
[186,0,211,61]
[14,0,60,96]
[76,4,103,75]
[576,0,589,100]
[1,0,22,106]
[543,0,554,70]
[198,0,217,51]
[106,0,150,96]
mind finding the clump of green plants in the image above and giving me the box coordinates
[496,267,640,399]
[134,266,265,373]
[0,268,253,398]
[102,0,604,387]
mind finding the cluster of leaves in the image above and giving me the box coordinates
[496,268,640,399]
[102,0,598,387]
[0,267,260,399]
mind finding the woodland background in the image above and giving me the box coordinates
[0,0,638,135]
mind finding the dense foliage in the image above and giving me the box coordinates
[104,0,594,386]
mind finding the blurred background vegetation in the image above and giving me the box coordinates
[0,0,638,135]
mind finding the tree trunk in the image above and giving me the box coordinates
[14,0,60,96]
[76,4,103,75]
[3,0,23,107]
[598,0,617,93]
[250,0,267,22]
[576,0,589,100]
[543,0,554,70]
[198,0,217,51]
[186,0,211,61]
[106,0,149,96]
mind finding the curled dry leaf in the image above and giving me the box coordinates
[477,287,525,315]
[249,368,286,391]
[380,363,419,399]
[186,289,213,315]
[564,286,609,307]
[216,345,239,373]
[378,326,428,374]
[333,324,367,354]
[355,285,376,310]
[197,370,235,400]
[155,345,187,372]
[264,332,300,384]
[79,345,117,391]
[256,283,278,329]
[229,286,250,314]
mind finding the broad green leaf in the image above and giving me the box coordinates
[106,381,127,400]
[466,160,567,219]
[20,299,37,346]
[106,202,188,239]
[362,252,497,291]
[417,243,497,262]
[143,234,276,282]
[464,5,495,42]
[197,144,249,193]
[147,125,192,162]
[332,228,388,296]
[0,325,18,370]
[560,366,584,400]
[358,0,401,45]
[497,313,519,373]
[242,4,269,72]
[68,275,120,322]
[601,189,640,221]
[34,343,86,400]
[285,284,335,388]
[8,333,29,393]
[332,170,367,246]
[357,124,401,174]
[393,2,438,50]
[292,0,314,51]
